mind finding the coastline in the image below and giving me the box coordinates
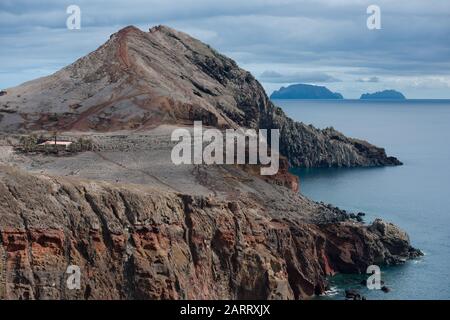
[282,99,450,299]
[0,25,421,300]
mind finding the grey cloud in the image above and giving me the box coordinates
[259,70,342,83]
[0,0,449,97]
[356,76,380,83]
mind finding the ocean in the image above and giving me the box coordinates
[274,99,450,300]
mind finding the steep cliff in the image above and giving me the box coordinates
[0,166,420,299]
[0,25,400,168]
[0,25,416,300]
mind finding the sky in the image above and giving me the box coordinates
[1,0,449,98]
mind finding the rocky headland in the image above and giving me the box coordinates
[0,25,400,168]
[0,25,419,300]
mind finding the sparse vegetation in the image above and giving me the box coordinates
[19,134,38,153]
[69,137,94,152]
[16,134,94,155]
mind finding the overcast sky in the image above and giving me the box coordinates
[1,0,449,98]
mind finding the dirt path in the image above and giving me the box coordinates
[93,151,181,193]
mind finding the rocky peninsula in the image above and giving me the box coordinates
[0,25,419,300]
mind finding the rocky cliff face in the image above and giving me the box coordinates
[0,25,400,168]
[0,25,416,300]
[0,166,420,300]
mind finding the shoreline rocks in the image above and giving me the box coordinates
[345,289,366,300]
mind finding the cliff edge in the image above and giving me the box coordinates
[0,166,420,299]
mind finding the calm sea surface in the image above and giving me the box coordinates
[274,99,450,300]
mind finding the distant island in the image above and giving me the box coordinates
[360,90,406,100]
[270,83,344,99]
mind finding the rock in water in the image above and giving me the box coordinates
[345,289,363,300]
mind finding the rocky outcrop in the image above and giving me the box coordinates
[0,166,420,299]
[268,112,402,167]
[0,25,400,168]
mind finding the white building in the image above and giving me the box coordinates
[38,140,73,149]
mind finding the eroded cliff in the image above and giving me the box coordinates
[0,166,420,299]
[0,25,417,300]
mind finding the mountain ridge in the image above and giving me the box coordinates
[0,25,400,168]
[0,25,421,300]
